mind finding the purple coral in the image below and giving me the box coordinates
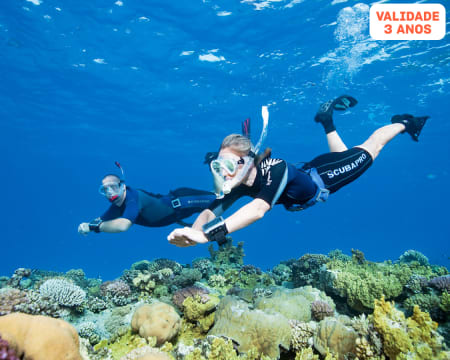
[311,300,334,321]
[172,286,209,309]
[428,275,450,292]
[100,280,131,306]
[0,334,20,360]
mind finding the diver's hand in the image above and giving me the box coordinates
[78,223,90,235]
[167,227,208,247]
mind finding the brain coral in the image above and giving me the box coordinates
[208,296,291,359]
[0,313,82,360]
[131,303,181,345]
[39,278,86,307]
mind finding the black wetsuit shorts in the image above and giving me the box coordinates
[303,147,373,194]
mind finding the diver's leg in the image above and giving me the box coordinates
[315,95,358,153]
[326,131,348,152]
[357,114,429,160]
[357,123,405,160]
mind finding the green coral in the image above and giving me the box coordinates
[440,291,450,313]
[329,260,413,311]
[372,296,449,360]
[404,293,440,315]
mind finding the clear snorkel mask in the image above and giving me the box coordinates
[211,106,269,198]
[99,162,126,203]
[99,181,125,202]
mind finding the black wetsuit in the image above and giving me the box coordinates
[209,147,373,214]
[101,186,216,227]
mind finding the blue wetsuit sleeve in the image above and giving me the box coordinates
[256,159,288,207]
[100,206,119,221]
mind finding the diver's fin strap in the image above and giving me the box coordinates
[285,167,330,212]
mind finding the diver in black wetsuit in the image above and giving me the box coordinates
[78,165,216,235]
[167,95,429,247]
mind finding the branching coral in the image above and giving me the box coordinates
[39,278,86,307]
[289,320,316,351]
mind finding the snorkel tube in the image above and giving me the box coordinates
[214,106,269,198]
[108,161,126,202]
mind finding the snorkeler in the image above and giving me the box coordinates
[167,95,429,247]
[78,162,217,234]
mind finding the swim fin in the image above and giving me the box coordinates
[314,95,358,134]
[391,114,429,142]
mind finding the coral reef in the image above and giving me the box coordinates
[131,303,181,345]
[1,246,448,360]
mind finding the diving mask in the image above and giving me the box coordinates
[99,181,124,202]
[211,106,269,198]
[210,156,245,177]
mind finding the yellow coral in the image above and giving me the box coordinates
[372,297,449,360]
[132,273,156,293]
[182,294,220,333]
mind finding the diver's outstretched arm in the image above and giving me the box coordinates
[191,209,216,231]
[78,218,132,235]
[167,199,270,247]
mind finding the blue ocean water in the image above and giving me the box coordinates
[1,0,449,280]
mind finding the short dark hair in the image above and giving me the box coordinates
[102,174,122,183]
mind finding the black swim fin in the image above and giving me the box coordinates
[391,114,429,142]
[314,95,358,134]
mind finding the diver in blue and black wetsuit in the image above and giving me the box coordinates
[78,163,216,235]
[167,95,430,247]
